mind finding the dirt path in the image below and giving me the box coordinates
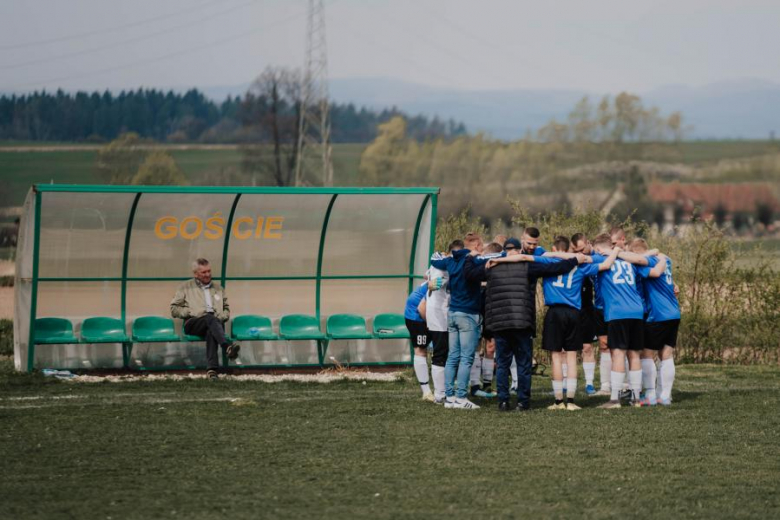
[0,287,12,320]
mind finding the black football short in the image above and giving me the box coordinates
[644,319,680,351]
[593,308,608,337]
[542,305,582,352]
[607,319,645,351]
[579,309,597,344]
[405,319,429,348]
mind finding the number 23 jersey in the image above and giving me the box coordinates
[592,255,647,322]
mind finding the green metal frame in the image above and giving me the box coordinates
[36,185,439,195]
[23,185,440,371]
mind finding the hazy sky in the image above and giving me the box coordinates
[2,0,779,94]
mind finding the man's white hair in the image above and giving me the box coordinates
[192,258,210,271]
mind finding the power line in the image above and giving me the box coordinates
[0,0,223,51]
[5,9,307,92]
[0,0,261,71]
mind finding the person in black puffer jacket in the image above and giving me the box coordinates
[480,238,584,411]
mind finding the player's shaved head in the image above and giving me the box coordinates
[484,242,503,254]
[592,233,612,248]
[464,232,484,253]
[553,235,570,252]
[629,238,648,253]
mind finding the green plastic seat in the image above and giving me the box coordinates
[279,314,327,340]
[81,317,128,343]
[132,317,180,342]
[327,314,372,339]
[232,315,278,341]
[372,313,410,339]
[181,333,205,342]
[34,317,77,344]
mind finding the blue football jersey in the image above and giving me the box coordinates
[592,272,604,311]
[542,262,601,310]
[636,257,681,322]
[404,283,428,322]
[593,255,646,321]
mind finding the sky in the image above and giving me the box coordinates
[1,0,780,95]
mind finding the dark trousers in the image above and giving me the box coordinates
[429,330,449,367]
[494,329,534,407]
[184,314,229,371]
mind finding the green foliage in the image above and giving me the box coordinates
[0,319,12,356]
[434,206,487,252]
[0,87,464,144]
[132,151,188,185]
[94,132,149,184]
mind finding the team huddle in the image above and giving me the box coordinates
[403,227,681,411]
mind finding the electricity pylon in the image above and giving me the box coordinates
[295,0,333,186]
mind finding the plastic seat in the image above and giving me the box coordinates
[279,314,327,340]
[181,334,205,342]
[81,317,128,343]
[372,314,410,339]
[34,318,78,344]
[232,315,278,341]
[132,317,180,342]
[327,314,372,339]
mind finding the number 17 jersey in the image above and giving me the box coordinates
[542,261,601,310]
[593,256,646,322]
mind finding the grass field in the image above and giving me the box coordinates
[0,144,368,208]
[1,359,778,519]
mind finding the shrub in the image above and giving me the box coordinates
[0,319,13,356]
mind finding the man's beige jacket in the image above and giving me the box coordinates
[170,279,230,322]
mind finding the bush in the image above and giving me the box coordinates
[0,319,13,356]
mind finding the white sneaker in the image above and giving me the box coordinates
[433,395,446,405]
[450,397,480,409]
[444,398,457,409]
[422,392,435,403]
[595,387,611,396]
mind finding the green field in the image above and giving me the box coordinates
[1,360,778,519]
[1,140,780,210]
[0,144,368,208]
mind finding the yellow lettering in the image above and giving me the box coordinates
[179,216,203,240]
[254,217,265,238]
[232,217,253,240]
[204,212,225,240]
[154,216,178,240]
[264,216,284,239]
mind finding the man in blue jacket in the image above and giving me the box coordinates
[430,233,484,409]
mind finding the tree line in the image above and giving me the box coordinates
[0,80,467,144]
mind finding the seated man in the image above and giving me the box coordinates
[170,258,240,380]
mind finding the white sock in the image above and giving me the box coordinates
[510,358,518,388]
[413,355,431,395]
[610,371,625,401]
[583,362,596,386]
[660,358,676,401]
[470,354,482,387]
[641,358,657,402]
[628,370,642,400]
[656,365,664,399]
[600,352,612,390]
[566,378,577,399]
[623,357,630,389]
[481,358,495,386]
[431,365,446,400]
[552,379,564,400]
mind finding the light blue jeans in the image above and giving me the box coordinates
[445,311,482,399]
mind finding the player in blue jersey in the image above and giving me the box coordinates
[590,233,656,409]
[404,281,433,401]
[570,233,599,395]
[630,240,681,406]
[541,236,619,410]
[521,227,547,256]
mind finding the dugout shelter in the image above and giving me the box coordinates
[14,185,439,372]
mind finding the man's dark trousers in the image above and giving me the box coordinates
[184,313,229,371]
[494,329,534,408]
